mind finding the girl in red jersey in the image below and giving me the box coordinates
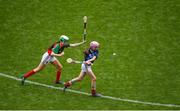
[21,35,85,85]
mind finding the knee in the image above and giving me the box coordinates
[77,77,83,82]
[92,77,96,82]
[57,65,62,71]
[34,67,41,72]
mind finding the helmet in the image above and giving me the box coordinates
[90,41,99,48]
[59,35,69,42]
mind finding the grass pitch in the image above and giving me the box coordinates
[0,0,180,110]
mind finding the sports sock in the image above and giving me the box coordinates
[24,70,36,78]
[91,80,96,95]
[55,70,61,82]
[91,89,96,95]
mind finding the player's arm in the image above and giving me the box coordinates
[85,56,97,64]
[70,41,86,47]
[51,51,64,57]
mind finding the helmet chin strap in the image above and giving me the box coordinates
[89,48,97,52]
[89,48,93,52]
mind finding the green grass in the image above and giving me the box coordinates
[0,0,180,110]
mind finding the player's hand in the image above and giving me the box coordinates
[51,52,55,56]
[84,61,91,65]
[83,50,89,54]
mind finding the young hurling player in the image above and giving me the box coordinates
[63,41,101,97]
[21,35,85,85]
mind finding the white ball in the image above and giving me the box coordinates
[113,53,116,56]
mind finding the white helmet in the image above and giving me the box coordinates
[59,35,69,42]
[90,41,99,48]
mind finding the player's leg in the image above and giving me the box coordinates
[23,63,46,78]
[21,52,50,85]
[66,63,87,85]
[86,66,100,97]
[71,71,86,83]
[63,63,86,92]
[22,52,50,79]
[51,59,63,84]
[21,63,46,85]
[63,70,86,91]
[66,70,86,85]
[87,70,97,96]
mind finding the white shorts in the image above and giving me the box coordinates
[81,63,92,73]
[40,52,57,65]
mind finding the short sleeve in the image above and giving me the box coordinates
[94,50,99,57]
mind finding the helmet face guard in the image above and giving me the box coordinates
[59,35,69,42]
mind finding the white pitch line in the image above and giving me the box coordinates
[0,72,180,108]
